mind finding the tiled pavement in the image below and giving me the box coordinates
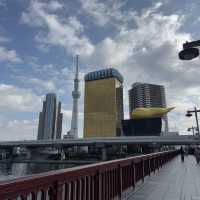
[125,155,200,200]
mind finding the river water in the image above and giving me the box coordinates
[0,162,76,181]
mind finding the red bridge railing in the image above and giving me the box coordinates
[0,150,178,200]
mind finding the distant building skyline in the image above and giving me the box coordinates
[37,93,63,140]
[128,82,168,132]
[84,68,124,137]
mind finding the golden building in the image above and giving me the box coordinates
[84,68,124,138]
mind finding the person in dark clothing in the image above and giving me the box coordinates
[194,147,200,163]
[180,146,184,162]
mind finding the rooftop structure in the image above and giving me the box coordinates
[85,68,123,83]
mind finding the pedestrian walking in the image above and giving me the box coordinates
[180,146,184,162]
[194,147,200,164]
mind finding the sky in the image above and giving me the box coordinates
[1,0,200,141]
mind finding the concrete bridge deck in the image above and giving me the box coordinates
[125,155,200,200]
[0,135,200,148]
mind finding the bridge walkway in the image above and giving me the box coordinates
[125,155,200,200]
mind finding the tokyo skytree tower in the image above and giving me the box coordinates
[69,55,80,138]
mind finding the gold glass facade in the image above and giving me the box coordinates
[84,78,123,138]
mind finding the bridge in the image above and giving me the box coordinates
[0,135,199,148]
[0,149,200,199]
[0,150,179,199]
[0,136,200,200]
[0,135,198,161]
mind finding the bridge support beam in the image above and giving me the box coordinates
[58,147,66,160]
[101,146,107,161]
[0,147,14,160]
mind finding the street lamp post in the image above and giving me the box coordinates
[179,40,200,60]
[186,107,200,136]
[179,41,200,136]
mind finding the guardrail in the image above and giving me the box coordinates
[0,150,178,200]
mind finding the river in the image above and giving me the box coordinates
[0,162,76,181]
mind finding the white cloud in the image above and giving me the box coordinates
[47,0,63,11]
[0,46,22,63]
[0,34,21,63]
[21,0,94,56]
[28,78,56,91]
[87,7,190,66]
[79,0,125,26]
[0,84,42,112]
[0,119,38,141]
[87,37,132,66]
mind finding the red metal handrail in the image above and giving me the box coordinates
[0,150,178,200]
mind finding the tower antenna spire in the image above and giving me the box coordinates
[76,55,79,79]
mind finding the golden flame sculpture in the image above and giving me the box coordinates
[132,107,174,119]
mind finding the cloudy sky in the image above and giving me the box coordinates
[0,0,200,140]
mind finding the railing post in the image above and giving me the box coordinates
[77,179,81,200]
[109,171,111,199]
[159,156,162,168]
[53,180,63,200]
[72,180,76,200]
[142,159,145,182]
[159,155,162,168]
[111,170,114,198]
[157,156,159,170]
[155,157,158,171]
[148,158,151,176]
[158,156,160,170]
[90,176,94,200]
[108,171,110,199]
[118,165,123,198]
[96,171,101,200]
[153,157,156,173]
[132,162,136,189]
[83,178,87,200]
[65,182,70,200]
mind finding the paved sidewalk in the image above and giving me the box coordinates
[126,155,200,200]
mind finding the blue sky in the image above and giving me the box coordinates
[1,0,200,140]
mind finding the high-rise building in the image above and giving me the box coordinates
[37,93,63,140]
[84,68,124,138]
[128,82,168,132]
